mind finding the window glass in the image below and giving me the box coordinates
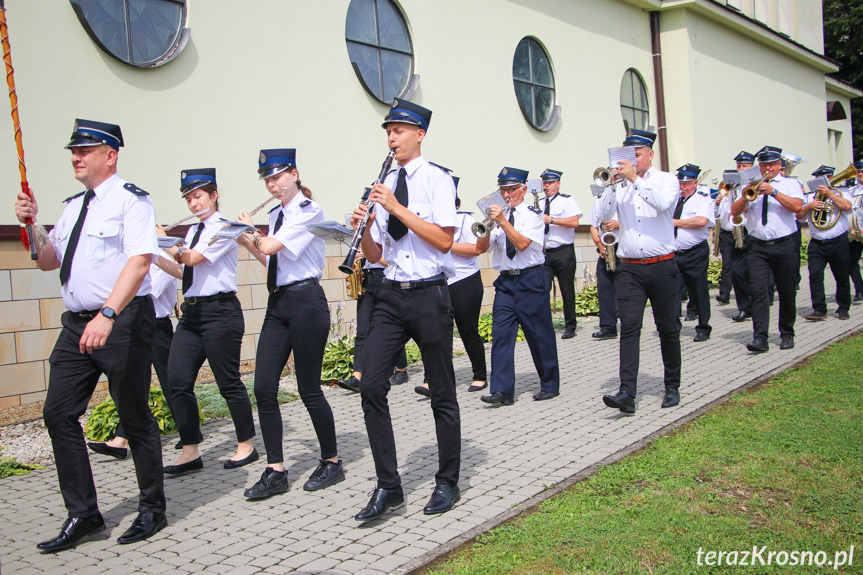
[620,69,649,131]
[512,37,557,131]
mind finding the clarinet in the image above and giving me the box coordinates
[338,149,396,274]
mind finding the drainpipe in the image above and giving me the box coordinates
[650,11,669,171]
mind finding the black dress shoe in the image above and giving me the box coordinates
[389,370,409,385]
[423,484,460,515]
[116,510,167,545]
[561,329,576,339]
[303,459,345,491]
[731,311,751,322]
[804,313,827,321]
[837,310,851,320]
[684,312,698,322]
[87,442,127,460]
[223,448,259,469]
[602,391,635,413]
[592,329,618,339]
[780,335,795,350]
[661,388,680,408]
[467,382,488,392]
[336,376,361,393]
[533,390,559,401]
[175,440,183,450]
[244,467,289,499]
[715,295,730,304]
[746,338,769,353]
[355,486,404,521]
[414,385,431,398]
[692,333,710,343]
[480,392,514,405]
[163,457,203,475]
[37,513,105,552]
[855,293,863,302]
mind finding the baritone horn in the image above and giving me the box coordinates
[809,162,858,231]
[600,224,617,272]
[851,195,863,239]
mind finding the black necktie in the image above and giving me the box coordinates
[267,210,284,292]
[388,168,409,241]
[59,190,95,286]
[761,188,770,226]
[544,194,555,235]
[506,210,517,259]
[673,194,690,238]
[181,222,204,294]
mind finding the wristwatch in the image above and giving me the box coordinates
[770,188,778,197]
[174,246,186,263]
[100,307,116,320]
[550,217,555,225]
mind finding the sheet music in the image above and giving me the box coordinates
[722,171,742,187]
[208,221,257,244]
[306,221,355,244]
[526,179,542,195]
[590,184,606,197]
[806,176,830,194]
[608,146,637,168]
[476,189,510,218]
[739,166,763,187]
[158,236,184,249]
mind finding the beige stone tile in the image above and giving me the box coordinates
[20,390,47,405]
[320,279,345,302]
[243,307,267,334]
[236,259,266,285]
[325,240,344,257]
[0,395,21,409]
[250,284,270,309]
[480,268,498,287]
[11,268,62,300]
[0,243,41,270]
[240,333,256,363]
[40,298,67,329]
[16,329,62,363]
[0,333,16,365]
[482,287,495,307]
[0,270,11,301]
[0,300,41,332]
[236,284,253,310]
[324,256,343,280]
[0,362,46,397]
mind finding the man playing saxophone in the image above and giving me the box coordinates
[589,199,619,339]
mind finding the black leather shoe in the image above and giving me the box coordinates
[303,459,345,491]
[414,385,431,398]
[223,448,259,470]
[336,376,361,393]
[533,390,559,401]
[174,440,183,450]
[837,310,851,320]
[163,457,203,475]
[87,442,127,460]
[423,484,460,515]
[684,312,697,322]
[561,329,576,339]
[116,510,167,545]
[746,338,769,353]
[661,388,680,408]
[480,392,514,405]
[592,329,617,339]
[37,513,105,552]
[244,467,289,499]
[855,293,863,302]
[692,333,710,343]
[389,370,409,385]
[602,391,635,413]
[355,486,405,521]
[804,313,827,321]
[780,335,794,350]
[715,295,730,304]
[731,311,751,322]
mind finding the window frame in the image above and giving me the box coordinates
[619,68,650,131]
[511,36,560,132]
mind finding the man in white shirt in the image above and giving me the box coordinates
[589,200,619,339]
[848,161,863,301]
[715,151,754,321]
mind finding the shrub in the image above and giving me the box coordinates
[707,259,723,285]
[574,285,599,316]
[405,342,422,364]
[0,448,42,478]
[320,334,355,383]
[477,312,525,343]
[197,378,293,419]
[800,234,809,263]
[84,386,189,441]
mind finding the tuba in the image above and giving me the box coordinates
[810,163,858,231]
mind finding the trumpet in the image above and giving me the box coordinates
[593,167,627,189]
[163,208,211,231]
[742,176,768,202]
[600,224,617,272]
[471,215,496,239]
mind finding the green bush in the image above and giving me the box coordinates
[196,378,293,419]
[84,386,188,441]
[405,342,422,364]
[800,234,809,263]
[320,334,355,383]
[0,448,42,478]
[477,312,525,343]
[707,259,722,285]
[574,285,599,316]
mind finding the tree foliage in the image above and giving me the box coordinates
[823,0,863,157]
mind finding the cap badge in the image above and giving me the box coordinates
[260,151,267,164]
[502,168,508,176]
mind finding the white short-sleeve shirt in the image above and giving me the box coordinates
[674,188,716,251]
[489,201,545,271]
[539,193,583,249]
[743,175,806,241]
[449,211,480,284]
[149,262,177,319]
[266,192,326,285]
[181,210,239,297]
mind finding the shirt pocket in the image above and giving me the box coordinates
[412,199,434,224]
[86,222,122,261]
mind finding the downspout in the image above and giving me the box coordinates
[650,11,669,171]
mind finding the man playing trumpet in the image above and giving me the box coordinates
[715,151,754,321]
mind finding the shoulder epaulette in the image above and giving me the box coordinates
[124,183,149,196]
[559,193,571,198]
[428,162,452,174]
[299,199,312,208]
[63,191,86,203]
[456,210,473,215]
[528,206,542,214]
[385,168,398,178]
[697,190,709,197]
[267,205,280,215]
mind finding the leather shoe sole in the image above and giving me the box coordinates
[561,330,576,339]
[37,513,105,552]
[592,331,617,339]
[224,448,259,470]
[602,392,635,413]
[533,391,559,401]
[163,457,203,475]
[804,314,827,321]
[746,340,768,353]
[87,442,127,460]
[692,333,710,342]
[414,385,431,398]
[355,487,405,521]
[116,512,167,545]
[480,392,514,406]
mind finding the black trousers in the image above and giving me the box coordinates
[354,269,407,373]
[544,244,577,331]
[615,258,681,396]
[360,283,460,490]
[116,316,174,439]
[718,229,751,313]
[44,297,165,517]
[254,281,336,464]
[166,294,255,445]
[675,241,711,336]
[596,253,618,332]
[808,235,851,315]
[793,226,802,287]
[448,271,487,382]
[747,235,798,340]
[849,240,863,296]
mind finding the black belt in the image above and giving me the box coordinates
[675,240,707,256]
[383,274,446,290]
[71,295,147,320]
[750,234,793,246]
[500,264,543,276]
[184,291,236,305]
[544,243,573,253]
[365,268,385,276]
[811,235,845,244]
[270,277,318,293]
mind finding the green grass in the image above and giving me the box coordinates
[426,333,863,575]
[0,448,43,478]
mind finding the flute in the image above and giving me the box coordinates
[163,208,211,231]
[247,187,288,218]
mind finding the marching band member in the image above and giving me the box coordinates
[597,128,682,413]
[589,201,619,339]
[673,164,715,342]
[538,169,582,339]
[849,160,863,301]
[350,99,461,520]
[15,119,166,550]
[715,151,753,322]
[731,146,804,352]
[159,169,257,475]
[476,168,559,406]
[799,165,853,321]
[236,149,343,498]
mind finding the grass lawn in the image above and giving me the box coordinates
[425,332,863,574]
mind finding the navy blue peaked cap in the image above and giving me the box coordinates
[622,129,656,148]
[734,151,755,164]
[498,167,528,186]
[541,169,562,182]
[756,146,782,163]
[181,168,217,196]
[65,119,123,150]
[258,148,296,180]
[382,98,432,132]
[676,163,701,181]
